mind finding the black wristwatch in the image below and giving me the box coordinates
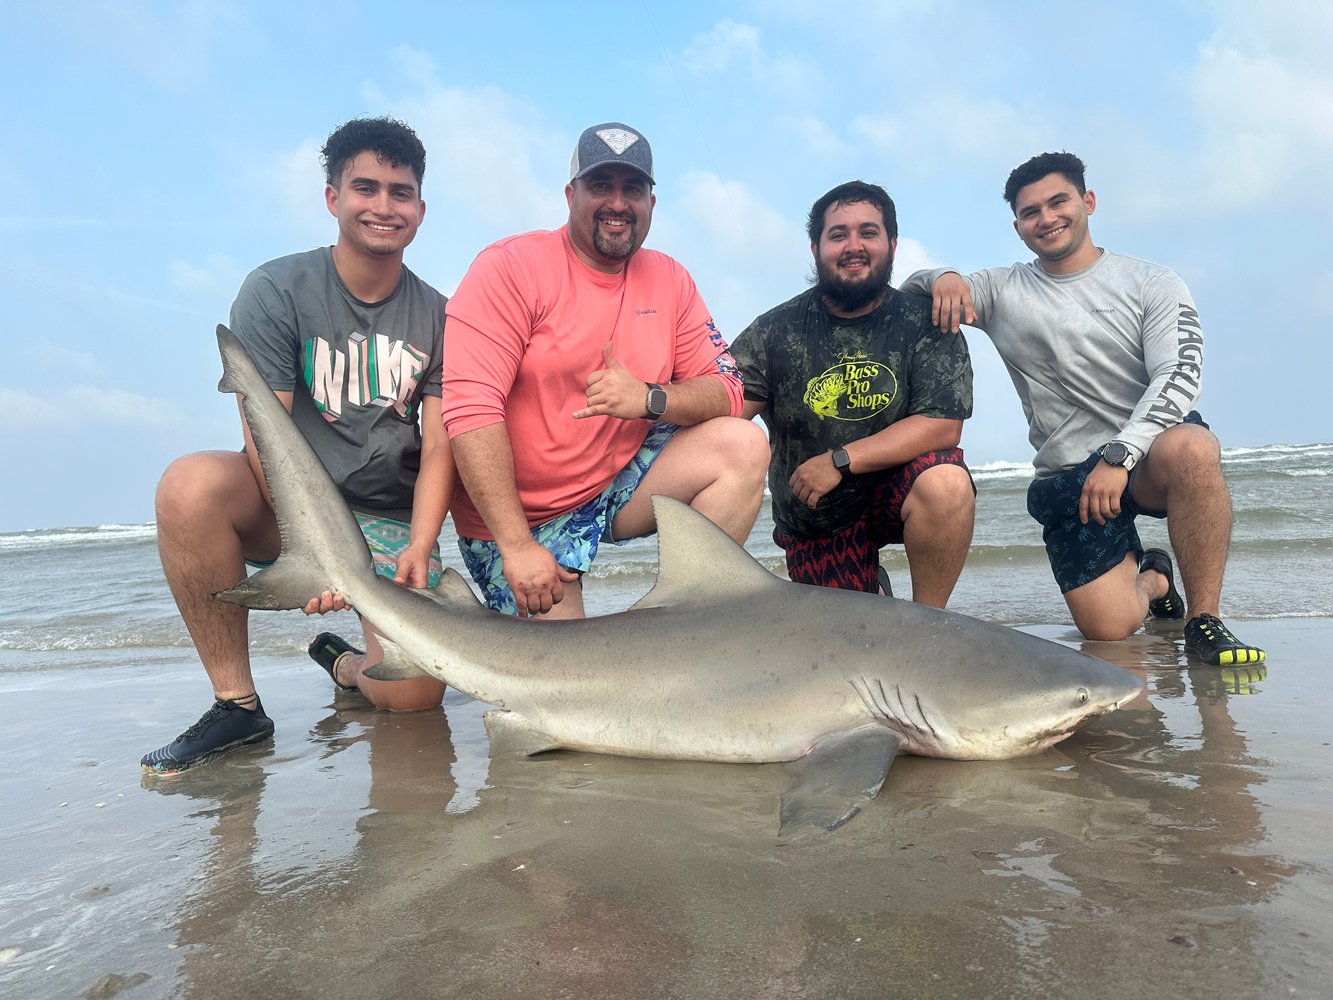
[645,383,668,419]
[831,447,852,478]
[1100,440,1137,471]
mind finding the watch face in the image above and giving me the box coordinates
[833,448,851,471]
[647,387,668,418]
[1104,442,1128,465]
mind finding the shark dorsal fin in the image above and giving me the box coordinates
[630,496,782,610]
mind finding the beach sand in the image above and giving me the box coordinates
[2,617,1330,999]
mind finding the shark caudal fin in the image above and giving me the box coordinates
[212,325,375,611]
[630,496,782,611]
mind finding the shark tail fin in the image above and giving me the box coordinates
[212,324,376,610]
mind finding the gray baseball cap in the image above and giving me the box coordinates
[569,122,654,184]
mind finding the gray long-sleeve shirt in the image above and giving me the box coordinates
[899,250,1203,478]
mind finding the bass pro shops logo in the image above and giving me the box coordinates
[802,353,898,420]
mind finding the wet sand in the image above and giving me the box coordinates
[2,618,1331,999]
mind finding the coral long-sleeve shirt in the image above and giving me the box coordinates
[442,226,743,539]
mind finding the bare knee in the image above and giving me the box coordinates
[905,465,975,524]
[365,678,447,712]
[158,453,219,525]
[711,416,770,480]
[1065,558,1142,641]
[156,451,273,546]
[1146,423,1221,474]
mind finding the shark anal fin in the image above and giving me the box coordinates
[484,710,561,757]
[360,635,431,682]
[779,725,901,837]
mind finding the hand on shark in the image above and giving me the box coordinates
[301,541,440,615]
[500,538,580,618]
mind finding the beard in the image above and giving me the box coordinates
[592,212,641,261]
[815,251,893,313]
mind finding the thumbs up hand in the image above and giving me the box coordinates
[574,342,653,420]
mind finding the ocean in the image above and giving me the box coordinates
[1,441,1329,679]
[2,442,1331,1000]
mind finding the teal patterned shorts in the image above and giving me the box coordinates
[248,511,443,588]
[459,422,676,615]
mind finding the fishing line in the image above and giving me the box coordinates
[638,1,744,226]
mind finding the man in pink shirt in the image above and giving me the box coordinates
[443,122,768,618]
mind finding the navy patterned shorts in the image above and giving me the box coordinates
[1027,413,1207,593]
[1026,453,1161,593]
[773,448,971,592]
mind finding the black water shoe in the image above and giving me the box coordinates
[309,632,361,691]
[1139,548,1185,619]
[1184,614,1266,666]
[140,696,274,774]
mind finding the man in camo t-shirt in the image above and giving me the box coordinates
[730,181,974,607]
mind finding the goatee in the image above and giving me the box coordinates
[593,213,639,261]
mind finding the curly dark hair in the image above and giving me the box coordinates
[1003,152,1086,212]
[806,181,898,245]
[321,116,427,190]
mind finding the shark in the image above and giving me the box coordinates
[211,324,1143,834]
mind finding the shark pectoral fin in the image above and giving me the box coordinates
[778,725,902,837]
[360,636,431,682]
[483,710,561,757]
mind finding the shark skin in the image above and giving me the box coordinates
[212,324,1143,835]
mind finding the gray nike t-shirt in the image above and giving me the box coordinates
[229,247,445,516]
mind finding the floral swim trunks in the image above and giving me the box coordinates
[458,422,676,615]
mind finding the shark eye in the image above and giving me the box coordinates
[1077,688,1089,705]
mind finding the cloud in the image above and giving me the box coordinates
[170,253,245,296]
[42,0,248,92]
[11,344,105,382]
[774,115,851,162]
[1107,3,1333,219]
[680,19,816,103]
[851,93,1048,174]
[1187,39,1333,209]
[892,237,940,282]
[651,171,809,332]
[356,49,571,262]
[0,385,185,431]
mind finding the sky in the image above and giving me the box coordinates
[2,0,1330,532]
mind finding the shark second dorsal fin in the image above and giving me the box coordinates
[429,568,486,606]
[631,496,782,610]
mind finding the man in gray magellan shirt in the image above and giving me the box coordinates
[900,151,1264,667]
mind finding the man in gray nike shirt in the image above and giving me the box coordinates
[142,117,456,775]
[900,151,1263,667]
